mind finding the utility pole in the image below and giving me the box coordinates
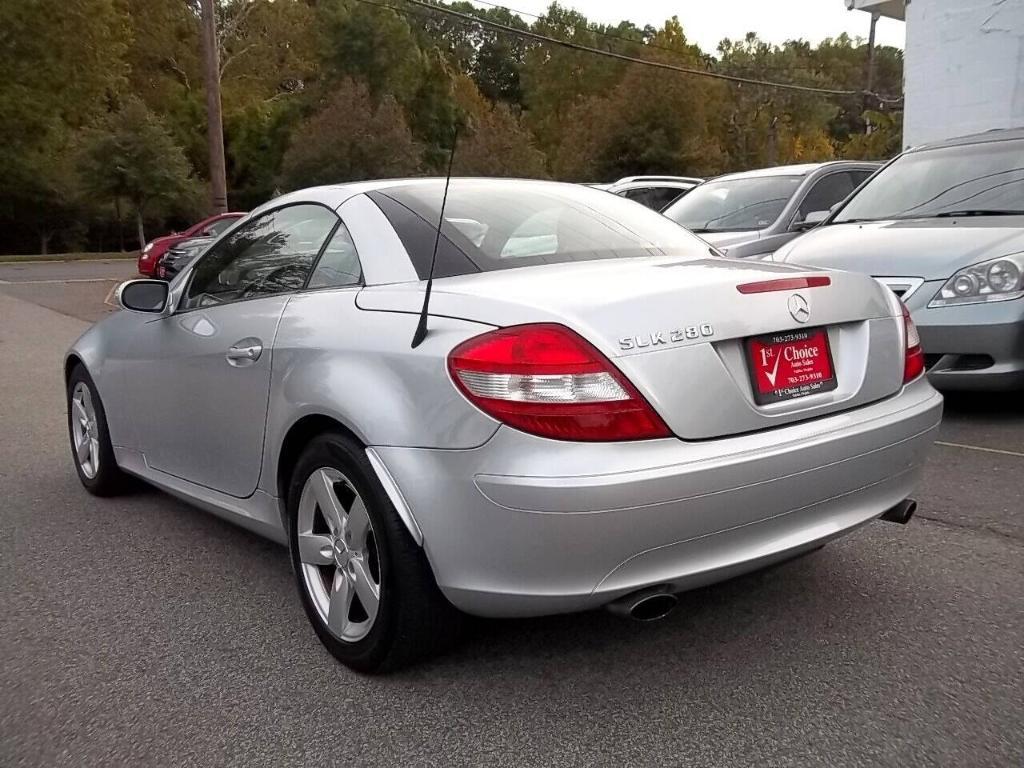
[200,0,228,214]
[865,11,879,135]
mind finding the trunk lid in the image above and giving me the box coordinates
[357,257,905,439]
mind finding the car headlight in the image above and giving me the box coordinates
[142,242,154,253]
[928,253,1024,307]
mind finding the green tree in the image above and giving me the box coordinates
[841,110,904,159]
[0,0,128,253]
[217,0,319,110]
[77,99,199,249]
[553,19,725,180]
[521,4,634,157]
[318,0,423,102]
[225,101,302,209]
[451,77,547,177]
[715,34,839,169]
[1,0,910,254]
[434,3,532,104]
[280,78,422,189]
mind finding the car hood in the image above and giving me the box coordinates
[776,217,1024,279]
[169,237,214,254]
[146,233,184,249]
[698,230,761,248]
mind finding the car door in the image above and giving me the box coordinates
[125,203,339,497]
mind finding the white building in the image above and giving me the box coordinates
[848,0,1024,148]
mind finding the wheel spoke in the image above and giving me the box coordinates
[72,399,88,424]
[327,569,353,636]
[89,438,100,468]
[346,496,371,546]
[297,533,335,566]
[351,557,380,621]
[81,387,93,414]
[75,435,91,463]
[311,469,345,534]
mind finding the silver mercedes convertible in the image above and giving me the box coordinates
[65,179,942,671]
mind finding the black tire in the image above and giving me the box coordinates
[286,431,460,672]
[66,364,128,497]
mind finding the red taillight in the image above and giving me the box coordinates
[901,303,925,383]
[447,323,671,442]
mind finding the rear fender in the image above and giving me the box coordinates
[260,290,501,497]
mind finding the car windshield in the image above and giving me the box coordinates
[662,175,804,232]
[370,180,710,279]
[834,138,1024,222]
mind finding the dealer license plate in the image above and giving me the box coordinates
[746,328,837,405]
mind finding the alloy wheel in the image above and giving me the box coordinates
[296,467,381,643]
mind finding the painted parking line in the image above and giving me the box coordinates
[0,278,122,285]
[104,283,120,307]
[935,440,1024,459]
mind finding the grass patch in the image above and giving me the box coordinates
[0,251,139,263]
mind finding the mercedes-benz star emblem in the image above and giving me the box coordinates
[788,293,810,323]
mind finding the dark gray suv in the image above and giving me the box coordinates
[663,161,879,258]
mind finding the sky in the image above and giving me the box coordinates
[467,0,906,54]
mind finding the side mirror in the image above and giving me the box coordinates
[118,279,169,313]
[792,209,829,232]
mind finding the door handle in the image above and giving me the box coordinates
[226,339,263,365]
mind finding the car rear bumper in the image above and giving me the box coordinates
[374,378,942,618]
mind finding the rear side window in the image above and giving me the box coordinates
[308,222,363,289]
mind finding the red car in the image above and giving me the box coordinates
[137,212,245,276]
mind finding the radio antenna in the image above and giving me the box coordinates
[411,126,458,349]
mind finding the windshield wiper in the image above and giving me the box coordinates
[688,226,758,234]
[931,209,1024,218]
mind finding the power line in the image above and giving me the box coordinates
[389,0,902,102]
[467,0,699,60]
[467,0,885,91]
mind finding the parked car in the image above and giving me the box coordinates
[156,236,214,280]
[606,176,704,210]
[773,128,1024,391]
[662,162,879,258]
[137,212,245,276]
[66,179,940,671]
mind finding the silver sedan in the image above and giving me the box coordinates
[773,128,1024,391]
[65,179,942,671]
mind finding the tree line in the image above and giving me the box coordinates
[0,0,903,254]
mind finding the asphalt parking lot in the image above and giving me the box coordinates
[2,261,1022,767]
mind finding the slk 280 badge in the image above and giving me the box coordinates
[619,324,714,351]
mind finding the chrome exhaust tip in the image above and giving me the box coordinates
[606,587,678,622]
[880,498,917,525]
